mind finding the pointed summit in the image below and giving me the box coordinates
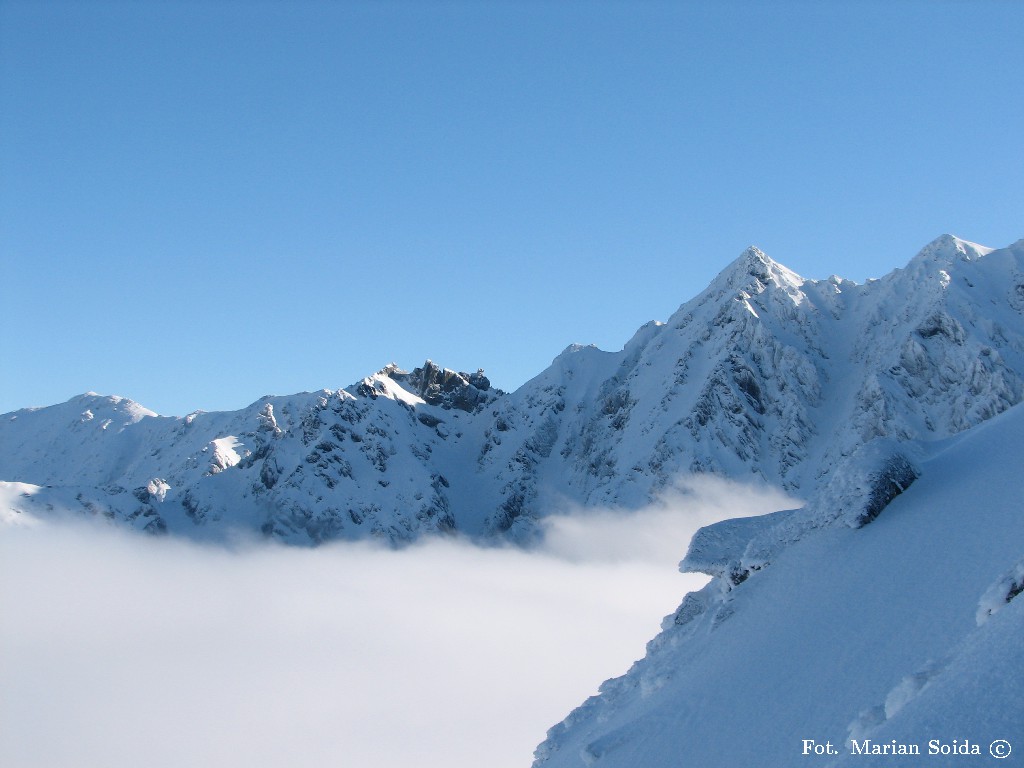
[737,246,777,283]
[911,234,993,267]
[710,245,805,293]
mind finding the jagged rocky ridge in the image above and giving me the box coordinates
[3,235,1024,545]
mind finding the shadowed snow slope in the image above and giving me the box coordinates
[533,401,1024,767]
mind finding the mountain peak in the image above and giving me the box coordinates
[710,245,805,293]
[69,392,159,419]
[740,244,771,262]
[381,359,497,412]
[912,234,993,266]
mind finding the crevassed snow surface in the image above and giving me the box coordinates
[534,402,1024,767]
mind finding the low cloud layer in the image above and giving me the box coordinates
[538,474,799,565]
[0,477,797,768]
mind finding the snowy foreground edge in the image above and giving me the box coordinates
[532,402,1024,767]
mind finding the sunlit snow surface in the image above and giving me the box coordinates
[534,403,1024,768]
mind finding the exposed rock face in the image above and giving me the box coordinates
[386,360,498,412]
[854,453,919,527]
[2,235,1024,545]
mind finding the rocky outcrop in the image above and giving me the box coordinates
[386,360,499,412]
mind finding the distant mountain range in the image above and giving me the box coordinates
[3,235,1023,546]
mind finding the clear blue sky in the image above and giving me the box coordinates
[2,0,1021,416]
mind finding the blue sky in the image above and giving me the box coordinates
[2,0,1021,416]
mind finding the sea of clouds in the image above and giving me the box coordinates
[0,477,797,768]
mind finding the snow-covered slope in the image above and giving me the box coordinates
[3,235,1023,545]
[533,398,1024,767]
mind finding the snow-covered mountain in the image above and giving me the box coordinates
[3,235,1024,546]
[524,235,1024,767]
[5,234,1024,766]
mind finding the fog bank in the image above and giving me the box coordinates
[0,477,796,768]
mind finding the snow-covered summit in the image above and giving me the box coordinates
[32,391,158,423]
[712,244,805,292]
[911,233,994,265]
